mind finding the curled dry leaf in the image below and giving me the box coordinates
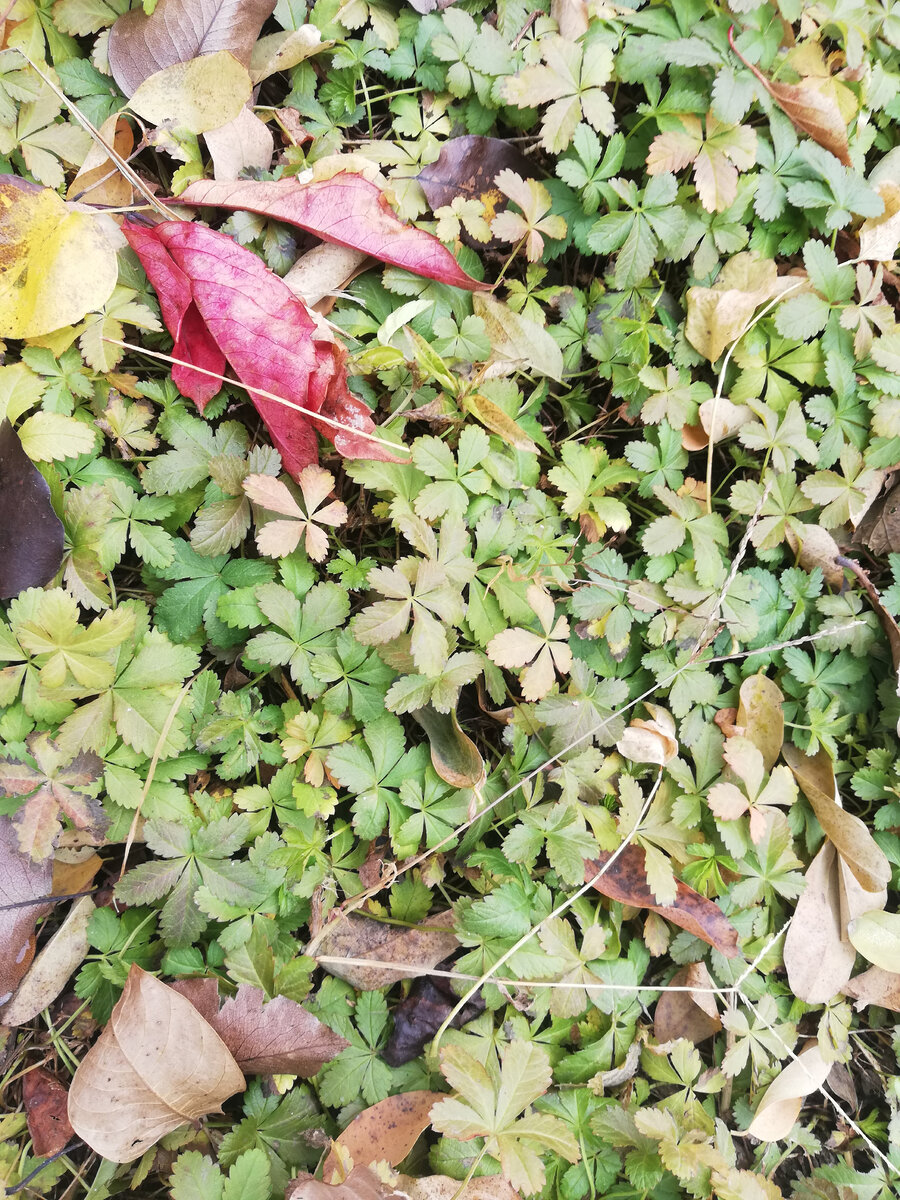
[67,114,134,207]
[782,744,891,894]
[23,1067,74,1158]
[127,51,252,136]
[684,252,778,363]
[315,910,459,989]
[250,25,324,83]
[411,705,486,789]
[1,895,94,1027]
[108,0,277,95]
[652,961,721,1045]
[844,965,900,1012]
[784,523,844,589]
[67,965,245,1162]
[735,673,784,772]
[859,182,900,263]
[173,977,348,1075]
[0,175,118,339]
[746,1042,832,1142]
[0,816,53,1008]
[0,418,65,600]
[783,842,856,1004]
[616,704,678,766]
[586,846,741,958]
[322,1091,444,1180]
[681,395,754,452]
[178,175,484,290]
[288,1166,389,1200]
[856,474,900,555]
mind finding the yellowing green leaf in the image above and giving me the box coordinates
[17,411,96,462]
[684,252,778,362]
[127,51,252,135]
[847,910,900,972]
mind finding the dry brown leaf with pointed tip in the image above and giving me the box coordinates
[859,182,900,262]
[746,1042,832,1142]
[67,115,134,207]
[783,842,855,1004]
[288,1166,390,1200]
[736,674,784,772]
[322,1091,444,1180]
[653,962,721,1045]
[315,911,459,989]
[844,965,900,1012]
[616,704,678,766]
[684,253,778,363]
[67,965,245,1162]
[0,815,53,1008]
[206,106,274,181]
[782,744,891,894]
[173,977,349,1075]
[785,523,844,589]
[403,1177,521,1200]
[1,895,94,1027]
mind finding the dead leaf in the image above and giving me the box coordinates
[859,182,900,262]
[67,114,134,208]
[736,674,784,772]
[0,418,65,599]
[288,1166,390,1200]
[315,911,459,989]
[287,1168,520,1200]
[653,962,721,1044]
[108,0,276,95]
[0,175,119,338]
[284,243,370,309]
[1,895,94,1027]
[685,253,778,362]
[411,706,486,789]
[52,847,104,897]
[473,293,565,381]
[173,977,348,1075]
[0,816,53,1008]
[127,51,252,135]
[836,556,900,726]
[250,26,324,83]
[551,0,589,40]
[23,1067,74,1157]
[746,1042,832,1142]
[67,965,245,1162]
[383,973,485,1067]
[401,1177,521,1200]
[463,393,538,454]
[586,847,741,958]
[682,396,754,451]
[322,1091,443,1180]
[205,106,274,181]
[783,842,856,1004]
[782,744,891,894]
[856,475,900,555]
[844,965,900,1012]
[616,704,678,766]
[784,523,844,589]
[417,136,531,236]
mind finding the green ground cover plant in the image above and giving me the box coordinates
[2,0,900,1198]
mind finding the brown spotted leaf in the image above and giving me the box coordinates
[0,816,53,1009]
[653,962,721,1045]
[322,1091,444,1180]
[315,910,459,989]
[23,1067,74,1158]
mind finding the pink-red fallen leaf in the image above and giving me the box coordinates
[177,174,485,291]
[23,1067,74,1157]
[123,219,402,476]
[586,847,741,958]
[173,977,348,1075]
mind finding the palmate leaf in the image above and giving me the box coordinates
[502,34,614,152]
[244,582,350,695]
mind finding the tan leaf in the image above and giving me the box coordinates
[284,243,370,309]
[844,965,900,1012]
[859,182,900,263]
[67,114,134,207]
[1,895,94,1027]
[288,1166,390,1200]
[67,965,245,1162]
[550,0,589,40]
[411,706,486,790]
[287,1168,521,1200]
[205,105,274,180]
[782,744,891,893]
[322,1091,444,1180]
[746,1042,832,1142]
[250,26,324,83]
[783,842,855,1004]
[0,816,53,1008]
[127,51,252,135]
[653,961,721,1045]
[784,523,844,589]
[173,978,349,1075]
[684,253,778,362]
[847,910,900,972]
[736,673,784,772]
[616,704,678,766]
[402,1177,522,1200]
[315,910,459,989]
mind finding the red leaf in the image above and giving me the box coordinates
[123,219,402,476]
[586,846,741,958]
[178,174,486,290]
[23,1067,74,1157]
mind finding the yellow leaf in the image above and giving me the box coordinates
[684,252,778,362]
[128,50,253,135]
[0,177,118,339]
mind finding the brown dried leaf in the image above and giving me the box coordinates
[418,136,531,228]
[402,1177,521,1200]
[315,911,459,989]
[856,475,900,555]
[23,1067,74,1158]
[746,1042,832,1142]
[0,815,53,1008]
[383,973,485,1066]
[322,1091,444,1180]
[653,962,721,1044]
[844,965,900,1012]
[67,115,134,207]
[859,182,900,263]
[108,0,276,95]
[0,419,65,599]
[784,523,844,589]
[1,895,94,1027]
[67,965,245,1162]
[783,842,855,1004]
[736,673,784,772]
[782,744,891,893]
[616,704,678,767]
[284,243,370,309]
[288,1166,389,1200]
[174,978,348,1075]
[287,1169,520,1200]
[586,847,741,958]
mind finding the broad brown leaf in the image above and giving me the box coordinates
[0,816,53,1008]
[322,1091,444,1179]
[844,965,900,1012]
[288,1168,521,1200]
[586,847,741,958]
[108,0,276,95]
[68,965,245,1162]
[652,962,721,1045]
[783,841,856,1004]
[23,1067,74,1158]
[746,1042,831,1142]
[1,895,94,1027]
[856,475,900,554]
[315,910,459,988]
[384,972,485,1066]
[0,419,64,599]
[173,977,348,1075]
[417,135,532,244]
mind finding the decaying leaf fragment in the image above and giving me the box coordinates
[384,971,485,1066]
[859,182,900,263]
[0,816,53,1008]
[322,1091,444,1180]
[23,1066,74,1157]
[287,1168,521,1200]
[746,1042,831,1142]
[616,704,678,766]
[653,961,721,1045]
[783,841,857,1004]
[844,964,900,1012]
[411,705,486,789]
[68,965,245,1162]
[1,895,94,1027]
[315,910,459,989]
[684,253,778,363]
[0,418,65,599]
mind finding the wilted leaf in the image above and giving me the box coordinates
[473,293,564,381]
[418,136,532,239]
[400,1178,521,1200]
[0,418,65,600]
[179,174,484,290]
[1,895,94,1027]
[783,842,856,1004]
[847,910,900,972]
[23,1067,74,1157]
[463,393,537,454]
[746,1042,831,1142]
[284,243,370,309]
[108,0,276,94]
[174,977,348,1075]
[736,674,784,772]
[586,846,741,958]
[127,51,252,135]
[322,1091,444,1180]
[67,965,245,1162]
[859,182,900,263]
[315,910,459,989]
[616,704,678,766]
[844,965,900,1012]
[784,523,844,589]
[684,253,778,363]
[0,175,118,339]
[0,816,53,1008]
[287,1166,388,1200]
[383,972,485,1066]
[856,475,900,555]
[411,705,486,789]
[653,962,721,1045]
